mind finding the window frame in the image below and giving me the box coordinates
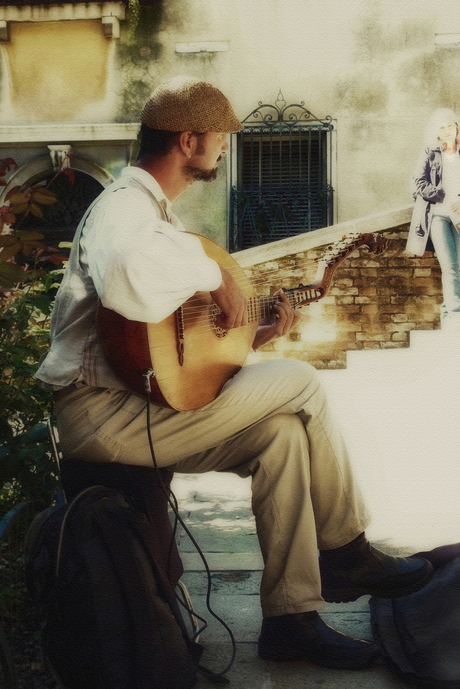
[229,93,336,252]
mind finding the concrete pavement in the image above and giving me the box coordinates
[172,471,409,688]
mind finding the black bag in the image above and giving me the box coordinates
[370,544,460,689]
[25,485,199,689]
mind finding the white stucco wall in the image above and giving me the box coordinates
[1,0,459,243]
[155,0,460,229]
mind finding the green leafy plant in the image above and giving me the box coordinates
[0,272,61,516]
[0,158,73,516]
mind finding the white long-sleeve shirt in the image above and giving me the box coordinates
[35,166,222,390]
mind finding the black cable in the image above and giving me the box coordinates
[142,369,236,683]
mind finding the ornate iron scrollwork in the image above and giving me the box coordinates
[242,90,333,130]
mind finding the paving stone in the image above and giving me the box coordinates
[181,569,262,596]
[191,643,408,689]
[174,472,415,687]
[180,593,375,645]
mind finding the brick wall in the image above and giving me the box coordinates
[246,224,442,369]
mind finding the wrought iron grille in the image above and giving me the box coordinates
[230,91,334,251]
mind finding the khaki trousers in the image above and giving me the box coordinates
[54,359,370,617]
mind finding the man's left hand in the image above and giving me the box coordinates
[252,289,302,350]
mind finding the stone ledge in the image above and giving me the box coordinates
[0,1,125,22]
[0,122,140,143]
[232,205,413,268]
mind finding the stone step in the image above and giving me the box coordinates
[344,326,458,373]
[318,323,460,551]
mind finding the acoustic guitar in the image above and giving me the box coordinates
[97,232,386,411]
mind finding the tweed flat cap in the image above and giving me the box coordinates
[141,75,243,133]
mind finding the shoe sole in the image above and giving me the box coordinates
[322,562,434,603]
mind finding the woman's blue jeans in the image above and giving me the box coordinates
[430,214,460,318]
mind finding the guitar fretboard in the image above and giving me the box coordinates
[247,287,323,323]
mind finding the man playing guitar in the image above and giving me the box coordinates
[35,76,432,673]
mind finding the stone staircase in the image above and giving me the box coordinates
[172,325,458,688]
[318,325,460,552]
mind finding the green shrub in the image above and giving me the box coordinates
[0,158,72,516]
[0,271,61,517]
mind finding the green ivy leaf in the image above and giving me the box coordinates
[0,262,27,288]
[34,293,53,316]
[0,236,22,261]
[15,231,45,240]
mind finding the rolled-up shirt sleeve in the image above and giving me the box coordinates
[81,183,222,323]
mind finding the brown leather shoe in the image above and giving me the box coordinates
[258,611,381,669]
[320,533,434,603]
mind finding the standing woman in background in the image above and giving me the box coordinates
[407,108,460,328]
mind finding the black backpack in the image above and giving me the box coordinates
[25,485,200,689]
[370,543,460,689]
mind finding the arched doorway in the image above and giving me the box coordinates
[2,152,112,248]
[18,169,104,247]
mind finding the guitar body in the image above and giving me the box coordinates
[97,235,258,411]
[97,230,386,411]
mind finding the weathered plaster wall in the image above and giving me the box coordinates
[115,4,165,123]
[1,1,460,248]
[115,0,460,241]
[0,20,115,122]
[245,226,442,369]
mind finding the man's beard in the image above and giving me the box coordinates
[184,165,219,182]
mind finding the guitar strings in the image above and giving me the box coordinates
[178,248,357,326]
[179,296,304,332]
[231,243,363,286]
[194,239,364,293]
[182,257,320,304]
[180,245,355,315]
[181,292,296,314]
[142,236,376,343]
[157,236,369,331]
[182,234,365,301]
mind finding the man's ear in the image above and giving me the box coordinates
[178,131,195,159]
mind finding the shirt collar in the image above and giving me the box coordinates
[120,166,173,214]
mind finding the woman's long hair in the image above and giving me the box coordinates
[424,108,459,149]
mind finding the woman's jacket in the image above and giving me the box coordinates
[406,146,445,256]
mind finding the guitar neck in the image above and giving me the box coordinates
[245,232,387,324]
[248,286,323,323]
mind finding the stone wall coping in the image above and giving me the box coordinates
[0,123,140,144]
[232,205,413,267]
[0,2,126,21]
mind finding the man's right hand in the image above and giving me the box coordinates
[210,265,249,329]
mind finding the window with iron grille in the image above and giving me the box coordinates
[230,92,334,251]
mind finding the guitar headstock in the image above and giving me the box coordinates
[319,232,387,265]
[284,232,388,309]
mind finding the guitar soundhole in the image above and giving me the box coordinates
[210,304,228,339]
